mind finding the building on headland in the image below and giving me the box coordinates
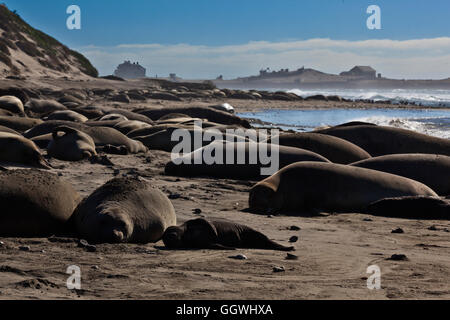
[113,61,146,79]
[340,66,377,79]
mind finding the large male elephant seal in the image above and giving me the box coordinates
[269,132,371,164]
[72,177,176,243]
[366,196,450,220]
[315,124,450,157]
[249,162,438,214]
[0,169,81,237]
[0,132,50,169]
[48,127,97,161]
[0,96,25,116]
[166,140,330,179]
[351,154,450,196]
[163,218,294,251]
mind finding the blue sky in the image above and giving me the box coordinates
[4,0,450,78]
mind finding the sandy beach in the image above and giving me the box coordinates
[1,78,449,300]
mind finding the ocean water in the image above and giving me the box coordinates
[238,108,450,139]
[287,88,450,107]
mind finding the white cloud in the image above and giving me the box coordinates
[77,37,450,79]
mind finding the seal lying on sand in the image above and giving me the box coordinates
[0,132,50,168]
[315,124,450,157]
[249,162,438,214]
[72,177,176,243]
[48,127,97,161]
[0,96,25,116]
[44,110,88,122]
[351,154,450,196]
[25,99,67,115]
[0,169,81,237]
[366,196,450,220]
[136,106,250,128]
[135,128,251,152]
[163,218,294,251]
[269,132,371,164]
[166,140,330,179]
[0,116,43,132]
[23,121,147,154]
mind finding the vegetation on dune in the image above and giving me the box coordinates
[0,4,98,77]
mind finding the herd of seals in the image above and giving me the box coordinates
[1,92,449,252]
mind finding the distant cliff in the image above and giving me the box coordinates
[0,4,98,78]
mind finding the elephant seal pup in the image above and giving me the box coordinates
[269,132,371,164]
[163,218,294,251]
[315,124,450,157]
[0,169,81,237]
[166,140,330,179]
[249,162,438,214]
[72,177,176,243]
[48,127,97,161]
[366,196,450,220]
[0,132,50,169]
[351,154,450,196]
[44,110,88,122]
[0,96,25,116]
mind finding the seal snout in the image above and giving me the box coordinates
[162,227,183,248]
[112,229,125,242]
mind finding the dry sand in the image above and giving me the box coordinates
[1,78,449,300]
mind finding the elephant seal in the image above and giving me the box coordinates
[25,99,67,114]
[113,120,152,135]
[0,116,43,132]
[315,124,450,157]
[44,110,88,122]
[351,154,450,196]
[137,106,250,128]
[48,127,97,161]
[0,132,50,169]
[135,128,250,152]
[0,96,25,116]
[100,114,128,121]
[23,121,147,154]
[0,125,19,135]
[0,169,81,237]
[269,132,371,164]
[249,162,438,214]
[163,218,294,251]
[366,196,450,220]
[166,140,330,179]
[72,177,177,243]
